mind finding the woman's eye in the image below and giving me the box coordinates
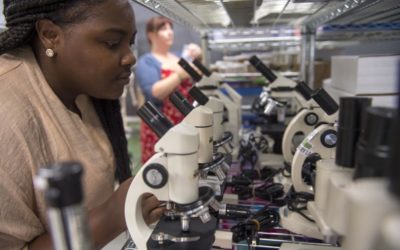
[104,41,120,49]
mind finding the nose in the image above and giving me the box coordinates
[121,48,136,67]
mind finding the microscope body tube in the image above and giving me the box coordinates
[189,86,225,141]
[35,162,91,250]
[183,106,214,164]
[191,60,242,151]
[158,124,200,203]
[311,88,339,123]
[178,59,230,143]
[137,101,173,138]
[170,91,194,116]
[125,121,200,250]
[193,59,212,77]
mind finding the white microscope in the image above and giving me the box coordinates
[248,55,310,119]
[281,82,327,167]
[247,56,312,168]
[280,105,399,250]
[191,58,242,156]
[290,88,339,194]
[275,84,337,191]
[279,88,339,240]
[335,106,398,250]
[178,59,235,159]
[125,101,219,250]
[304,97,371,246]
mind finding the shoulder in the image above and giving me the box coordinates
[0,49,24,77]
[0,51,40,136]
[137,53,161,67]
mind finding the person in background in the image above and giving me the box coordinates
[136,16,202,164]
[0,0,163,249]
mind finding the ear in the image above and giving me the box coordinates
[35,19,63,52]
[147,31,156,44]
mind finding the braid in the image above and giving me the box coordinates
[91,98,132,183]
[0,23,35,54]
[0,0,105,55]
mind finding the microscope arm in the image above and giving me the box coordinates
[282,108,326,164]
[291,124,337,193]
[125,155,170,250]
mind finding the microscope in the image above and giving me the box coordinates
[290,88,339,194]
[247,56,312,168]
[279,88,338,240]
[191,59,242,154]
[375,109,400,250]
[280,105,399,250]
[281,82,327,166]
[341,106,398,250]
[168,90,230,198]
[178,59,235,159]
[306,97,372,244]
[34,162,91,250]
[248,55,310,120]
[124,101,218,250]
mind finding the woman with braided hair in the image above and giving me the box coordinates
[0,0,164,249]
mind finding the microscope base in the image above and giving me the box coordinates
[273,171,292,194]
[307,202,338,244]
[258,153,284,170]
[279,206,323,240]
[280,243,341,250]
[147,215,217,250]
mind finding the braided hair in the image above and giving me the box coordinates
[0,0,132,183]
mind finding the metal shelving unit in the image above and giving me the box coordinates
[131,0,400,84]
[300,0,400,86]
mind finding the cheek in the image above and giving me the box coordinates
[61,49,117,94]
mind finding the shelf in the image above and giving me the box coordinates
[317,28,400,42]
[130,0,341,30]
[131,0,209,31]
[304,0,400,30]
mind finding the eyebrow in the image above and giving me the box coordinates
[103,28,137,41]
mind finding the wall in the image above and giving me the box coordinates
[0,2,5,28]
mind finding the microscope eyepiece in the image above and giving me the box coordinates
[388,113,400,198]
[193,59,212,77]
[137,101,173,138]
[189,86,209,106]
[354,107,396,180]
[178,58,202,83]
[311,88,339,115]
[169,91,194,116]
[336,97,372,168]
[248,55,277,83]
[295,81,312,101]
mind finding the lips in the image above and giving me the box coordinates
[116,71,132,85]
[117,71,132,80]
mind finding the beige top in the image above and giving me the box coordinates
[0,47,116,249]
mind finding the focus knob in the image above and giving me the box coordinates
[143,164,168,189]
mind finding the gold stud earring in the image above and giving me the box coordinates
[45,48,55,58]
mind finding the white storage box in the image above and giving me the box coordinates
[330,55,400,94]
[324,79,398,108]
